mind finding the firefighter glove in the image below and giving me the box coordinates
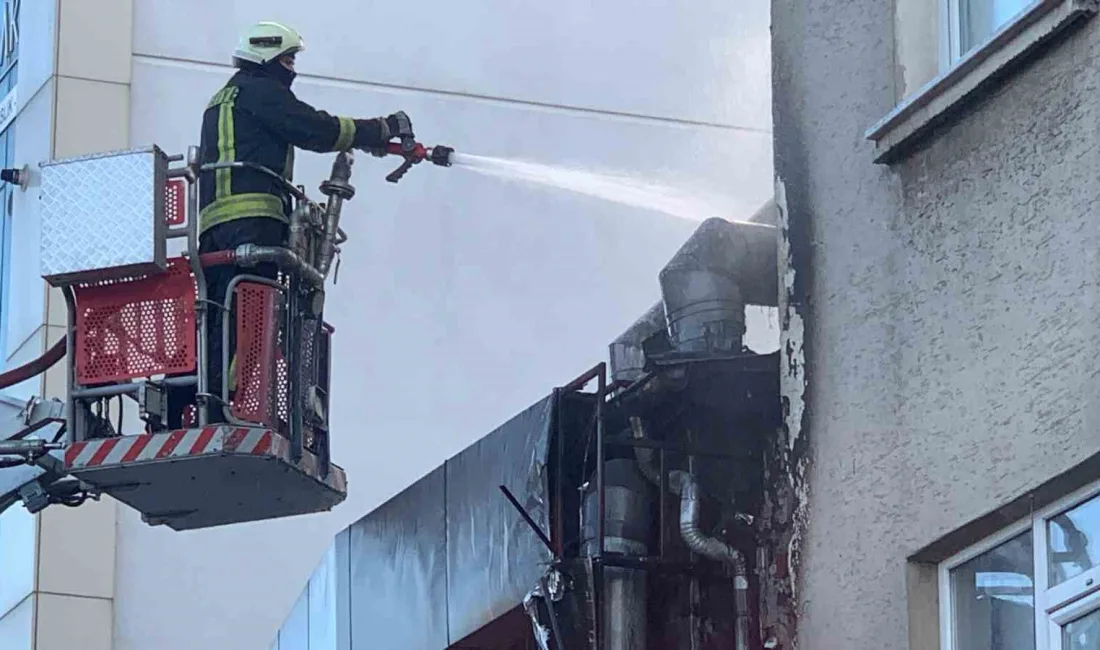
[384,111,414,140]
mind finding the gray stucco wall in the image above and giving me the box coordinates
[772,2,1100,648]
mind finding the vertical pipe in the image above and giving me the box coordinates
[591,558,603,650]
[596,362,606,557]
[594,364,607,650]
[552,387,564,557]
[688,448,700,650]
[287,279,303,462]
[539,575,566,650]
[582,459,651,650]
[184,146,209,426]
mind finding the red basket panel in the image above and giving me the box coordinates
[165,179,186,226]
[75,258,197,385]
[231,282,282,427]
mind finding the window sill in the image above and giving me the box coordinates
[865,0,1098,164]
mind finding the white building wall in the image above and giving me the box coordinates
[0,0,54,648]
[0,1,772,649]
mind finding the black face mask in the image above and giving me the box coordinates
[263,60,296,88]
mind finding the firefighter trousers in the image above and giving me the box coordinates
[165,216,287,428]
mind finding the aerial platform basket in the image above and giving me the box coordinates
[17,144,356,529]
[64,426,347,530]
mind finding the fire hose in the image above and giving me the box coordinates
[0,338,66,391]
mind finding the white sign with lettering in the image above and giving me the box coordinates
[0,85,17,134]
[0,0,17,67]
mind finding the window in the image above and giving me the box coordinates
[866,0,1097,163]
[940,482,1100,650]
[945,0,1036,64]
[948,531,1036,649]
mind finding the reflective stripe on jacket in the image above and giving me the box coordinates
[197,66,388,234]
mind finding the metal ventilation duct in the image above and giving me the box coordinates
[660,217,778,354]
[582,459,652,650]
[609,215,778,378]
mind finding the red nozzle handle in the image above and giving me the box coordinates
[384,141,427,161]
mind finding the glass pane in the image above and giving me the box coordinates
[960,0,1034,55]
[0,596,33,650]
[279,587,309,650]
[0,506,36,618]
[1063,608,1100,650]
[1048,493,1100,587]
[950,532,1035,650]
[308,544,337,650]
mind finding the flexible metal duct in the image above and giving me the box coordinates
[659,217,778,354]
[631,417,751,650]
[582,459,651,650]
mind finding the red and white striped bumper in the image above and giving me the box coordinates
[64,426,347,531]
[66,426,283,469]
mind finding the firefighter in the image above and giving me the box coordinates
[168,21,414,427]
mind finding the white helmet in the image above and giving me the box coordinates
[232,21,305,66]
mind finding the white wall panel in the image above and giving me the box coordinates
[131,0,772,129]
[15,0,58,110]
[0,505,36,619]
[5,78,53,362]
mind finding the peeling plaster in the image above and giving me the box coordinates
[756,173,812,650]
[777,178,806,453]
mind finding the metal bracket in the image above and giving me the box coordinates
[136,382,168,429]
[0,397,67,443]
[0,396,74,517]
[19,481,49,513]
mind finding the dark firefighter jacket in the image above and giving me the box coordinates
[198,65,388,235]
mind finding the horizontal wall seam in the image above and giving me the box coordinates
[57,74,130,88]
[35,590,113,603]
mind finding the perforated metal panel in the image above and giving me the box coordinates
[231,282,283,427]
[73,258,197,384]
[40,146,169,286]
[165,179,186,226]
[277,354,290,431]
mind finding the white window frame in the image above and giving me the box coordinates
[939,479,1100,650]
[1047,588,1100,649]
[939,0,1044,69]
[866,0,1098,163]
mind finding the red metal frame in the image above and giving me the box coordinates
[73,258,197,385]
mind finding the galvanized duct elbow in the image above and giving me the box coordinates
[672,472,744,570]
[658,217,777,354]
[609,301,667,385]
